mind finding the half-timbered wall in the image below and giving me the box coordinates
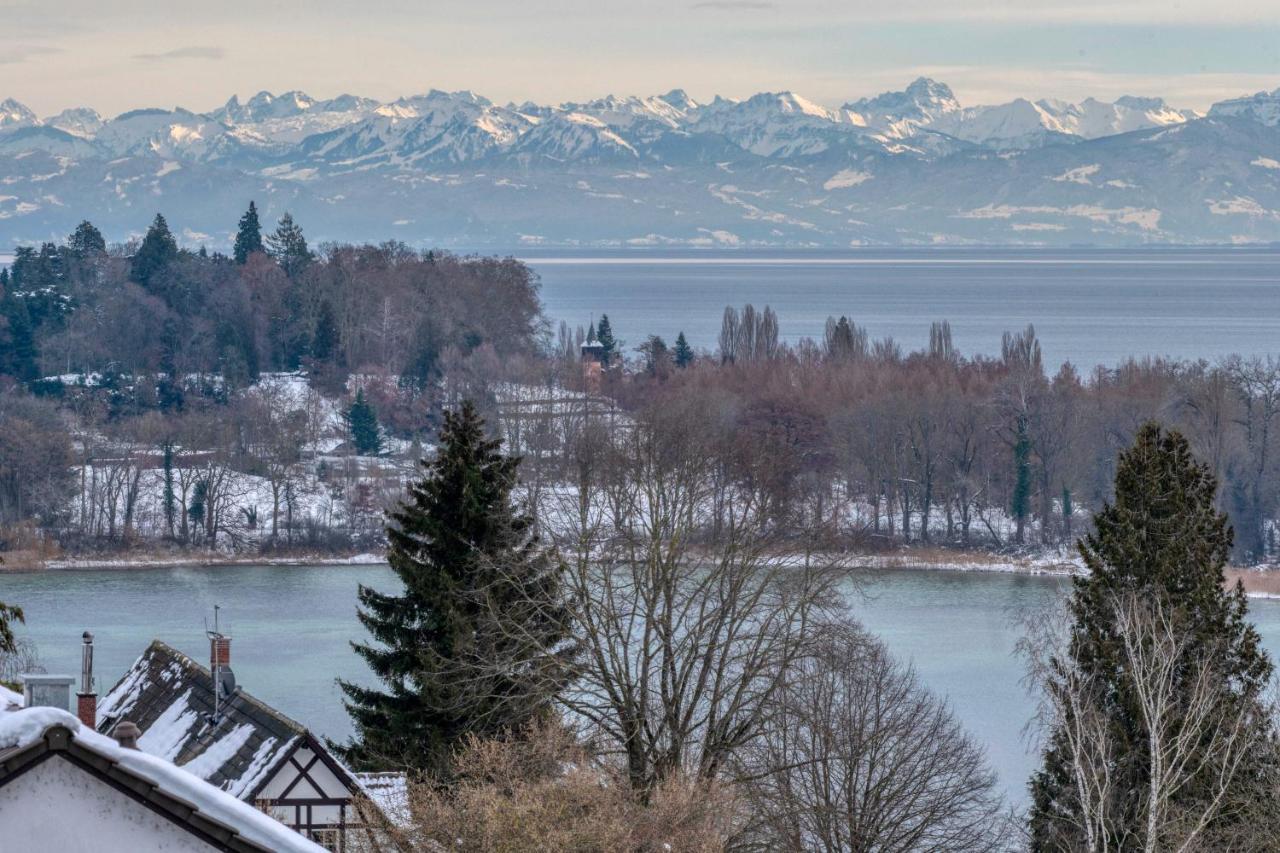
[257,744,355,848]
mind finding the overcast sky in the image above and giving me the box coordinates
[3,0,1278,115]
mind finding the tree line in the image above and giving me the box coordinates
[533,309,1280,565]
[1,204,543,394]
[335,399,1280,850]
[0,206,548,555]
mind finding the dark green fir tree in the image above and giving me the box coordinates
[67,220,106,258]
[265,211,312,277]
[1011,414,1032,545]
[1030,423,1278,850]
[333,401,575,775]
[0,297,38,383]
[596,314,616,367]
[673,331,694,368]
[0,599,23,655]
[311,300,339,363]
[131,213,178,288]
[345,389,383,456]
[233,201,264,264]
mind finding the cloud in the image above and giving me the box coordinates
[133,46,225,62]
[0,44,62,65]
[691,1,775,9]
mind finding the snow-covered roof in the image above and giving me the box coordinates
[97,640,345,801]
[354,770,410,827]
[0,706,324,852]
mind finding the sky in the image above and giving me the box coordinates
[2,0,1278,116]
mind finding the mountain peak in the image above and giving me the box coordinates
[1208,87,1280,127]
[0,98,37,127]
[904,77,958,104]
[660,89,698,111]
[842,78,961,135]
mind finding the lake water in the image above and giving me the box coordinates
[7,563,1280,807]
[528,249,1280,370]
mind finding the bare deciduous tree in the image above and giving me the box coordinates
[1022,591,1280,853]
[555,390,840,793]
[735,622,1010,853]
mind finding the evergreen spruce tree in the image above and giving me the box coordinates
[162,442,177,538]
[1030,423,1277,849]
[334,401,574,775]
[673,331,694,368]
[1,298,38,383]
[345,389,383,456]
[265,211,312,277]
[0,599,23,655]
[67,220,106,257]
[596,314,616,367]
[233,201,264,264]
[1011,414,1032,544]
[131,213,178,287]
[1061,485,1073,538]
[311,300,339,363]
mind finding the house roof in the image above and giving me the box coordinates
[96,639,353,802]
[0,706,324,852]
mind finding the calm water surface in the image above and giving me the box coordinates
[7,564,1280,806]
[528,249,1280,370]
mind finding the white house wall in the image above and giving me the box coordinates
[0,756,221,852]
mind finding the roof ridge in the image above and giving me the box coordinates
[142,639,310,736]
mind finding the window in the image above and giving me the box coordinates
[307,828,342,851]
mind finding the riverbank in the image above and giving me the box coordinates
[3,551,388,572]
[12,544,1280,600]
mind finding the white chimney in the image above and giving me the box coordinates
[77,630,96,728]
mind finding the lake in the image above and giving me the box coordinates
[528,248,1280,370]
[6,563,1280,807]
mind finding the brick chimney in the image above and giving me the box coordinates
[76,630,96,729]
[210,634,231,670]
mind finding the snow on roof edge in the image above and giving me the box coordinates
[0,707,324,853]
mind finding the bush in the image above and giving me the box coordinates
[360,719,739,852]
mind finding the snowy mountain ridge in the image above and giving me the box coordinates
[0,78,1277,247]
[0,78,1212,162]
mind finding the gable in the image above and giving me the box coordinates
[0,754,221,852]
[258,744,356,802]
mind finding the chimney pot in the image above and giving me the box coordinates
[77,630,96,728]
[113,721,141,750]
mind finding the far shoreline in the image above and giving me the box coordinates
[13,546,1280,600]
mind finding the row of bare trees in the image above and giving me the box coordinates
[378,390,1014,850]
[529,317,1280,563]
[364,408,1280,851]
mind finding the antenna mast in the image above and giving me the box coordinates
[206,605,226,724]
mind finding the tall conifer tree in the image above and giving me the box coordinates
[1030,423,1277,849]
[344,389,383,456]
[265,211,312,277]
[67,220,106,258]
[311,300,339,363]
[233,201,264,264]
[334,401,574,775]
[1011,414,1032,544]
[131,213,178,287]
[596,314,616,367]
[673,331,694,368]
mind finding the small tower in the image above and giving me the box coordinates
[580,341,606,391]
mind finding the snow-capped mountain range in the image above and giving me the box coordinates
[0,78,1278,247]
